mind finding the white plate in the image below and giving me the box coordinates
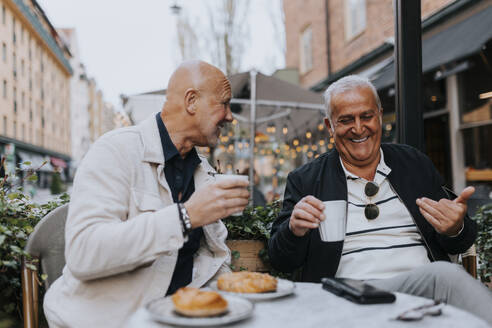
[146,295,254,327]
[210,278,296,301]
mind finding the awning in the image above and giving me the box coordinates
[373,5,492,90]
[51,157,67,169]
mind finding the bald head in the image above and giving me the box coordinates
[166,60,228,100]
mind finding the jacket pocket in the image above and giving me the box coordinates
[131,188,164,212]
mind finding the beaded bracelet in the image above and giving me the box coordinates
[177,203,192,235]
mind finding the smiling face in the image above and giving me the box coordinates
[194,75,233,147]
[326,86,383,169]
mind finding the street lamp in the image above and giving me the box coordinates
[170,1,182,15]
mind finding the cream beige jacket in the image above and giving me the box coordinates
[44,114,231,328]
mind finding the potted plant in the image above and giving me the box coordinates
[224,201,281,272]
[474,203,492,289]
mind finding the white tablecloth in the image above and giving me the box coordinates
[126,282,489,328]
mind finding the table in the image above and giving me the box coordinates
[126,282,490,327]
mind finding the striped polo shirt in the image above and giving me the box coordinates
[335,149,430,280]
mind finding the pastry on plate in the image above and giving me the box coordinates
[217,271,277,293]
[172,287,228,317]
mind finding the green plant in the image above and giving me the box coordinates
[475,203,492,284]
[224,200,297,279]
[224,200,281,241]
[50,171,64,195]
[0,159,69,326]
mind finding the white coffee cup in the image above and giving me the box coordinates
[213,174,249,216]
[319,200,347,242]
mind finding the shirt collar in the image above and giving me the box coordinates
[339,148,392,184]
[156,113,180,163]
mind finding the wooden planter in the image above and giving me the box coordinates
[226,240,269,272]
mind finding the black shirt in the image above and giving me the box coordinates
[156,113,204,296]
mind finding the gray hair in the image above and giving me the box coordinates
[323,75,382,121]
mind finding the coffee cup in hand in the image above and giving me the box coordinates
[213,174,249,216]
[319,200,347,242]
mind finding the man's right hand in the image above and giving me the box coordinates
[289,196,325,237]
[184,178,249,228]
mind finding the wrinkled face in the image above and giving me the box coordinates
[326,86,382,168]
[195,76,233,147]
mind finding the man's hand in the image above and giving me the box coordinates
[289,196,325,237]
[416,186,475,236]
[184,178,249,228]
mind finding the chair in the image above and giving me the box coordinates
[461,245,477,278]
[21,204,68,328]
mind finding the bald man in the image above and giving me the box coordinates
[44,61,249,327]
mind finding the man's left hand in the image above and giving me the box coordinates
[416,186,475,236]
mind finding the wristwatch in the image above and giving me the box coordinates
[177,203,192,235]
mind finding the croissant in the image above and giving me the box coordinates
[172,287,228,317]
[217,272,277,293]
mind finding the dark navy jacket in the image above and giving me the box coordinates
[268,143,477,283]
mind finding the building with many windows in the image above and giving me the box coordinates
[283,0,492,210]
[0,0,72,185]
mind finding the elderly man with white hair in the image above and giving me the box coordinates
[269,75,492,324]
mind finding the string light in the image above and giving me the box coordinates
[306,131,312,139]
[328,143,333,149]
[238,143,243,149]
[296,146,301,152]
[284,144,290,151]
[279,158,285,164]
[303,145,309,152]
[307,151,313,158]
[319,140,325,146]
[293,139,299,146]
[232,119,238,125]
[330,137,334,143]
[282,125,288,135]
[318,123,324,131]
[311,145,318,151]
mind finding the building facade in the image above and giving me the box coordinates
[283,0,492,208]
[57,28,91,169]
[0,0,72,185]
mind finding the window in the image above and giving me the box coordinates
[2,43,5,62]
[460,50,492,172]
[3,116,7,134]
[299,26,313,74]
[21,91,24,109]
[12,17,16,44]
[345,0,366,40]
[21,59,24,75]
[13,121,16,138]
[13,87,16,113]
[3,80,6,98]
[2,5,5,25]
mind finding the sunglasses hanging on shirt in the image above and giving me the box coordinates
[364,181,380,220]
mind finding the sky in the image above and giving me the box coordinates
[36,0,286,109]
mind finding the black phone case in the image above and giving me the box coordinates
[321,277,396,304]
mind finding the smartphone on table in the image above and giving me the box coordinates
[321,277,396,304]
